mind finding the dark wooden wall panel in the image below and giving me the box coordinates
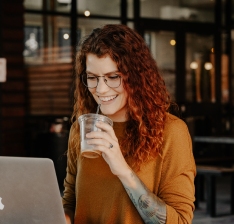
[2,144,25,156]
[2,119,25,131]
[27,63,73,73]
[2,30,24,40]
[3,1,24,14]
[2,107,25,117]
[2,81,25,91]
[0,0,26,156]
[5,56,24,65]
[2,17,24,28]
[7,69,24,78]
[28,72,72,79]
[30,91,70,98]
[2,94,25,104]
[2,132,25,144]
[26,63,73,116]
[3,43,25,53]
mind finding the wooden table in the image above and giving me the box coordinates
[194,136,234,144]
[196,165,234,217]
[194,136,234,217]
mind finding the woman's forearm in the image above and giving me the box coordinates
[118,169,167,224]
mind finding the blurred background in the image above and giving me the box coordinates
[0,0,234,222]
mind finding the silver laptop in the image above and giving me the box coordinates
[0,156,67,224]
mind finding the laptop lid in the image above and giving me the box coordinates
[0,156,67,224]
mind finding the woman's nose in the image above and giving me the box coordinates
[96,77,109,93]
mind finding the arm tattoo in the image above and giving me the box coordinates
[123,171,167,224]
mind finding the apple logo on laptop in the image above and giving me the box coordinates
[0,197,4,210]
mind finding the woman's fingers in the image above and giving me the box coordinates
[86,130,116,144]
[87,138,112,149]
[95,122,118,141]
[93,144,113,160]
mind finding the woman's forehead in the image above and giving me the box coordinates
[86,53,118,74]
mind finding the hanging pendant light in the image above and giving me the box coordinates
[84,0,91,17]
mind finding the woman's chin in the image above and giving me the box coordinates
[100,109,116,116]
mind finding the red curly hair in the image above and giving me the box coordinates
[71,24,171,170]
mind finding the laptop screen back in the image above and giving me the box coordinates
[0,157,66,224]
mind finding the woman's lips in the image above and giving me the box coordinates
[98,95,118,105]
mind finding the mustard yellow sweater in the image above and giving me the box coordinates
[62,113,196,223]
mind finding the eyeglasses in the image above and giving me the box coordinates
[81,71,122,88]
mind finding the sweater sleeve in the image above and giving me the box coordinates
[158,116,196,224]
[62,124,78,211]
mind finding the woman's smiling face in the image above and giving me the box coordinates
[86,53,128,122]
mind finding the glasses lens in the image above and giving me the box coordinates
[105,74,121,88]
[82,73,88,86]
[82,73,98,88]
[82,72,121,88]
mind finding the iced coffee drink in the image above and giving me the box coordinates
[78,113,113,158]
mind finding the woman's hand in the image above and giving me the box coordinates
[86,121,130,177]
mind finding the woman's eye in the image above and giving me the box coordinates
[87,76,96,80]
[108,76,119,80]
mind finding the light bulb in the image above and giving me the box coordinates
[204,62,212,70]
[170,40,176,46]
[84,10,90,17]
[63,33,69,40]
[190,61,198,69]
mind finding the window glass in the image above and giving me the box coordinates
[24,0,72,12]
[141,0,215,23]
[186,33,214,103]
[144,31,176,101]
[127,22,134,30]
[77,0,121,17]
[24,14,72,116]
[127,0,134,18]
[24,14,72,64]
[78,18,121,40]
[24,0,43,10]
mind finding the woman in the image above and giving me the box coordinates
[62,24,196,224]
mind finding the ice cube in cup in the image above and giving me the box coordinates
[78,113,113,158]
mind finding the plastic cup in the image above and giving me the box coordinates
[78,113,113,158]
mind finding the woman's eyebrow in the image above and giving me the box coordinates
[85,70,96,75]
[86,70,120,75]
